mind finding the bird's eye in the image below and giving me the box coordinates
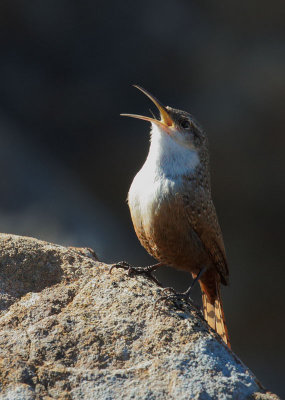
[180,119,191,130]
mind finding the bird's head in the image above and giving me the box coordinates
[121,85,207,152]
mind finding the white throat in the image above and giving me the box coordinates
[128,124,200,229]
[146,123,200,179]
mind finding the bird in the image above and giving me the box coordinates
[114,85,230,348]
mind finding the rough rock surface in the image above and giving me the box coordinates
[0,234,279,399]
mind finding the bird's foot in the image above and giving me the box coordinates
[155,267,207,308]
[109,261,134,276]
[109,261,163,286]
[155,287,192,308]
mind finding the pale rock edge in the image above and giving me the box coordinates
[0,233,279,400]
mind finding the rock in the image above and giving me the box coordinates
[0,234,279,399]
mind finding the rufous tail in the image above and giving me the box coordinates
[200,280,231,349]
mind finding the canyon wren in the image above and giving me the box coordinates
[120,85,230,347]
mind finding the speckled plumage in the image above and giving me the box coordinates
[126,93,230,347]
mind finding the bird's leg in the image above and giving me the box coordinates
[182,266,207,297]
[155,266,207,306]
[109,261,164,286]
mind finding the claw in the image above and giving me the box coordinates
[154,288,191,309]
[109,261,163,286]
[109,261,131,274]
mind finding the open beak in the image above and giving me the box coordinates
[121,85,174,131]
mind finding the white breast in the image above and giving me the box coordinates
[128,124,200,230]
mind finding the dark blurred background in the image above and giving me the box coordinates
[0,0,284,396]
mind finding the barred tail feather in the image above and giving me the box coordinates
[201,281,231,349]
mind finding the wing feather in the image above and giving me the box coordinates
[181,189,229,285]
